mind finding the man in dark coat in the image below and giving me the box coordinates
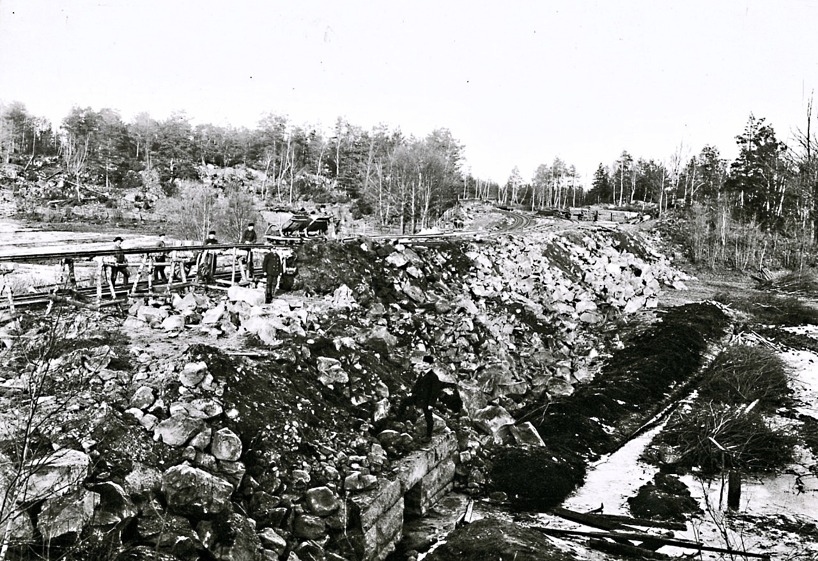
[262,249,283,303]
[199,230,218,283]
[153,232,167,283]
[240,223,257,279]
[397,366,463,439]
[111,236,130,287]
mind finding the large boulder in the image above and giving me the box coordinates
[22,448,91,501]
[472,405,516,436]
[304,486,340,517]
[90,481,137,526]
[293,514,327,540]
[161,464,234,516]
[211,427,243,461]
[130,385,156,409]
[258,527,287,555]
[37,488,100,539]
[241,316,278,346]
[154,414,206,446]
[228,285,265,307]
[209,513,263,561]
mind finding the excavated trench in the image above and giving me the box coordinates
[420,301,734,561]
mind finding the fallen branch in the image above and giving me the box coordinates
[531,526,770,559]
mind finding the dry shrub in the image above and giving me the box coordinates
[714,291,818,326]
[699,345,790,409]
[761,270,818,294]
[661,403,795,474]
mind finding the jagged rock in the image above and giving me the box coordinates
[124,462,162,497]
[181,397,224,419]
[154,413,206,446]
[219,460,247,487]
[258,527,287,555]
[140,413,159,430]
[509,422,546,447]
[366,325,398,349]
[190,427,213,450]
[402,282,426,302]
[343,472,377,492]
[138,499,202,558]
[38,488,100,539]
[180,361,208,387]
[242,316,279,346]
[546,377,574,397]
[173,293,200,311]
[195,451,218,471]
[137,305,169,325]
[330,284,356,308]
[126,407,144,420]
[305,486,340,516]
[472,405,516,436]
[162,315,186,331]
[211,427,243,461]
[202,304,226,325]
[161,464,234,516]
[228,285,266,306]
[22,448,90,501]
[386,251,409,268]
[372,398,391,423]
[90,481,137,526]
[316,357,349,386]
[293,514,327,540]
[293,540,326,561]
[210,513,262,561]
[291,469,311,487]
[130,385,156,409]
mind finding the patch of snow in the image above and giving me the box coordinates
[562,422,666,514]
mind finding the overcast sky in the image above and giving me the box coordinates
[1,0,817,185]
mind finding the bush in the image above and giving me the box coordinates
[699,345,790,409]
[715,292,818,326]
[660,403,795,474]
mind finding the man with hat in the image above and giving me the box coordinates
[111,236,130,287]
[240,222,257,280]
[199,230,218,283]
[153,232,167,283]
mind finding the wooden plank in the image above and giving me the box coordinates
[552,507,687,532]
[532,526,771,559]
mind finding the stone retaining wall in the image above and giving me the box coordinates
[347,431,458,561]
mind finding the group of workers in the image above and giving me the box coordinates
[109,223,288,303]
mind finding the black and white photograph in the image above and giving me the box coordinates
[1,1,818,560]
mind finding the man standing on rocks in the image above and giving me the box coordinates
[398,362,463,439]
[262,249,283,304]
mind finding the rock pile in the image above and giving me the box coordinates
[0,225,691,560]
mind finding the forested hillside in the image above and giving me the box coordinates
[2,101,818,269]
